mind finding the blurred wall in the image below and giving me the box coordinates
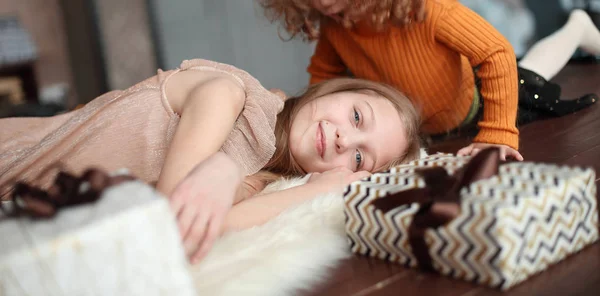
[94,0,157,90]
[148,0,315,96]
[0,0,74,104]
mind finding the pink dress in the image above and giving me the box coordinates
[0,59,284,197]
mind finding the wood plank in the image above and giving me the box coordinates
[365,269,477,296]
[519,107,600,165]
[562,145,600,178]
[302,256,410,296]
[463,243,600,296]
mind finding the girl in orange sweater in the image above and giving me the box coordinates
[261,0,599,160]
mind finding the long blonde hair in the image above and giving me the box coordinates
[239,78,422,199]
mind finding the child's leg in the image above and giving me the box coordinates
[518,9,600,80]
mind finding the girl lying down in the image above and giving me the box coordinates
[0,59,422,264]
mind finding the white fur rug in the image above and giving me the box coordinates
[190,149,429,295]
[189,175,349,296]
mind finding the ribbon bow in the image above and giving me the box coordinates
[1,169,135,219]
[371,147,501,271]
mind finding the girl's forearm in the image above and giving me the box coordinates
[222,181,337,233]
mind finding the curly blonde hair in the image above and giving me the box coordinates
[259,0,427,41]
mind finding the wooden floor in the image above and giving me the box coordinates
[302,63,600,296]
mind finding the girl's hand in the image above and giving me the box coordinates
[169,152,243,264]
[307,167,371,193]
[457,143,524,161]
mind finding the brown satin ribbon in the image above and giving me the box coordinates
[1,168,135,219]
[371,147,501,271]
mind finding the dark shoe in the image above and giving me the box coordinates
[516,107,549,126]
[518,67,561,110]
[545,93,598,116]
[517,68,598,116]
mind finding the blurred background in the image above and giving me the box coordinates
[0,0,598,118]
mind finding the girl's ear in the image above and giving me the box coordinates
[270,88,288,102]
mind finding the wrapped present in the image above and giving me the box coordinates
[344,148,599,290]
[0,169,196,296]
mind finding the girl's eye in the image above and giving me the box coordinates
[354,109,360,126]
[355,150,362,170]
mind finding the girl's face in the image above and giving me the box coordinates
[288,91,408,173]
[311,0,348,17]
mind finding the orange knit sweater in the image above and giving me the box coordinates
[308,0,520,149]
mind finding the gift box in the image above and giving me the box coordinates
[344,148,599,290]
[0,171,196,296]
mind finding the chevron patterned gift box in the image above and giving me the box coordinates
[344,148,599,290]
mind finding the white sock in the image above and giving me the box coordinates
[572,9,600,54]
[518,9,600,80]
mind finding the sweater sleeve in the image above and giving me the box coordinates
[434,2,519,149]
[307,24,347,84]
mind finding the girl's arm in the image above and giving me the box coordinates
[433,1,520,150]
[156,72,246,196]
[222,181,327,233]
[158,71,248,263]
[222,168,370,233]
